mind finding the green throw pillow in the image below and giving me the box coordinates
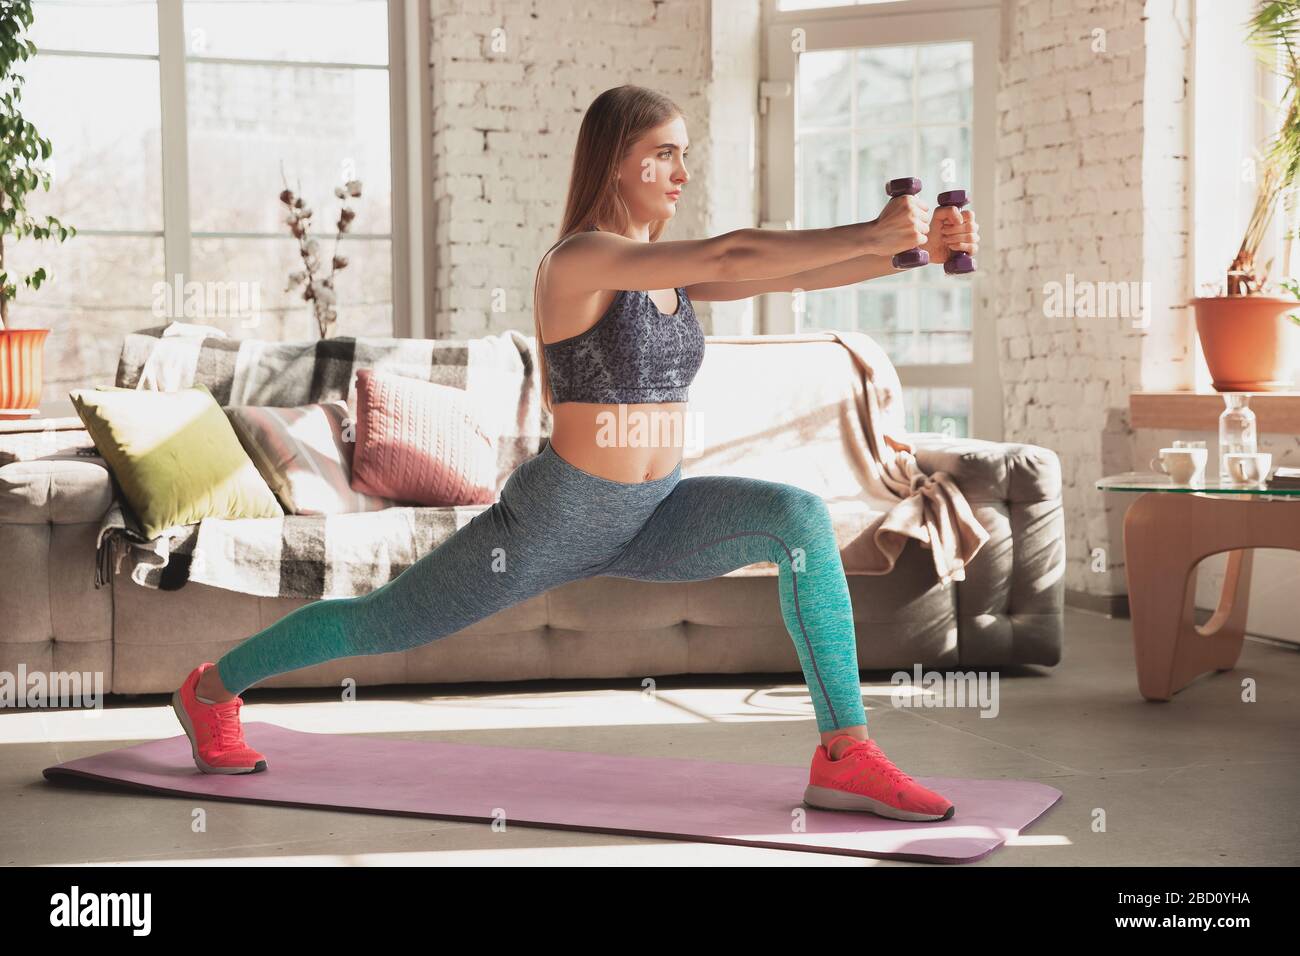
[69,383,284,538]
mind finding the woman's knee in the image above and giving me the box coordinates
[768,483,834,539]
[751,485,831,575]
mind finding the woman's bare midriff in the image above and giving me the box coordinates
[539,255,689,483]
[548,402,687,483]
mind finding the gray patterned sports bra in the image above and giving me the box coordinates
[543,285,706,404]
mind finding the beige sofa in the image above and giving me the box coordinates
[0,328,1064,699]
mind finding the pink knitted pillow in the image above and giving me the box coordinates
[350,368,498,506]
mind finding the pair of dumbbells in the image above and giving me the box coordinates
[884,176,975,275]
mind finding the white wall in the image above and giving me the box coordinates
[427,0,751,339]
[995,0,1172,599]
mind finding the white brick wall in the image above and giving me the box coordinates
[432,0,1196,604]
[996,0,1192,597]
[428,0,721,340]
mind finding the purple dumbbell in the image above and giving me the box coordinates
[885,177,929,269]
[936,189,976,275]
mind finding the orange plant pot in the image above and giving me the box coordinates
[1191,296,1300,392]
[0,328,51,409]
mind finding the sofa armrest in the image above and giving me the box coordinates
[0,453,116,687]
[906,434,1062,504]
[905,434,1065,667]
[0,453,117,525]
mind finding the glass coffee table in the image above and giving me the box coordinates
[1096,473,1300,701]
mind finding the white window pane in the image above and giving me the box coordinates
[190,237,391,339]
[186,62,391,234]
[856,45,912,127]
[857,283,904,334]
[855,126,912,222]
[6,235,165,401]
[919,124,972,199]
[6,233,164,317]
[904,386,971,438]
[22,54,164,231]
[918,282,972,361]
[869,287,918,363]
[29,0,158,56]
[798,130,852,229]
[918,42,972,123]
[183,0,389,65]
[798,49,851,128]
[799,286,852,332]
[855,275,915,361]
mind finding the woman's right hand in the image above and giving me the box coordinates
[866,194,931,257]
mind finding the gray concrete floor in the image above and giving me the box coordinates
[4,608,1298,866]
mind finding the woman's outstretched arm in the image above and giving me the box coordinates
[716,188,928,284]
[687,203,979,302]
[552,222,876,295]
[550,191,927,295]
[684,251,898,302]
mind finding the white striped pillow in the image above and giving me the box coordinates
[225,400,395,515]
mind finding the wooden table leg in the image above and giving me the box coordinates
[1122,492,1299,701]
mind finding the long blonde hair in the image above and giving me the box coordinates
[532,85,684,417]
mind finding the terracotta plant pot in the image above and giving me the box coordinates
[1190,296,1300,392]
[0,328,51,410]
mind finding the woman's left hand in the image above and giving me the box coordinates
[922,206,979,264]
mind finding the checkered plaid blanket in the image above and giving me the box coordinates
[95,322,550,598]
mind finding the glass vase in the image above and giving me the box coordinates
[1218,393,1258,482]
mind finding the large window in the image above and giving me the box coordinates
[797,42,973,435]
[183,0,394,340]
[15,0,402,408]
[15,1,166,385]
[762,2,1000,440]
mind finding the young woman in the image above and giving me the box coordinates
[172,85,978,823]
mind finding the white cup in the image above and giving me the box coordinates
[1224,452,1272,484]
[1151,447,1207,484]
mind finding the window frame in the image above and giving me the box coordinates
[761,0,1002,440]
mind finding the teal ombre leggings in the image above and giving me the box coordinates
[216,440,868,732]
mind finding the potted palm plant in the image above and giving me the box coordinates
[1191,1,1300,391]
[1,0,76,417]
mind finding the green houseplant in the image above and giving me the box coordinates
[1191,1,1300,391]
[0,0,76,415]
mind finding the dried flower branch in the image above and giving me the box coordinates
[280,166,362,338]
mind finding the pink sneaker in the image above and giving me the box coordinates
[804,734,954,822]
[170,662,268,774]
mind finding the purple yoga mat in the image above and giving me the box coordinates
[44,723,1062,863]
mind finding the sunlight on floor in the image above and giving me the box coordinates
[5,682,927,744]
[1003,835,1072,846]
